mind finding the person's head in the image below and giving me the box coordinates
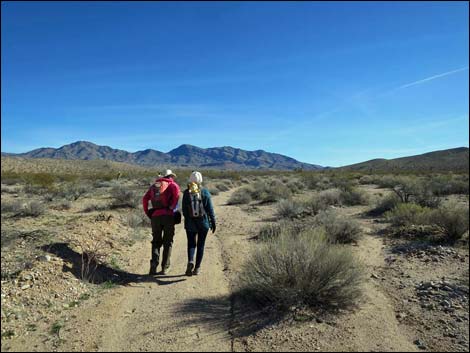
[164,169,176,180]
[188,171,203,185]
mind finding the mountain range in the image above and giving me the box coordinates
[1,141,323,170]
[2,142,468,172]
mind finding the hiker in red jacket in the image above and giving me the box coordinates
[143,169,180,275]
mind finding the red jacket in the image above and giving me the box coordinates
[142,177,180,217]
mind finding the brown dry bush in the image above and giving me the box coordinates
[68,231,112,283]
[257,221,304,242]
[237,228,364,311]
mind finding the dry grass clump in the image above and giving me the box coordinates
[237,228,364,311]
[314,210,362,244]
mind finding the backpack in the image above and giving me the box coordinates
[150,180,170,209]
[188,182,206,218]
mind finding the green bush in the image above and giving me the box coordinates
[314,210,362,244]
[369,194,402,216]
[384,203,431,227]
[237,228,364,310]
[257,221,304,242]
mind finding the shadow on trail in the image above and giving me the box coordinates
[174,295,282,338]
[41,242,186,286]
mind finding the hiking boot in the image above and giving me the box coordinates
[185,263,194,276]
[148,261,157,276]
[193,267,201,276]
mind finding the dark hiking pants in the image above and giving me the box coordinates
[186,228,209,269]
[150,215,175,270]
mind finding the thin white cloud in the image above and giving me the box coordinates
[399,66,469,89]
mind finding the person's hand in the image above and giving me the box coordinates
[146,209,154,219]
[211,224,216,234]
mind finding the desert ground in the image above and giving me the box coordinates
[1,158,469,352]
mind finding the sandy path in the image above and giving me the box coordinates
[327,209,419,352]
[58,190,235,352]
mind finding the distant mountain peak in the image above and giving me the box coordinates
[5,141,323,170]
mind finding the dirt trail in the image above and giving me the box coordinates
[55,191,234,352]
[329,208,418,352]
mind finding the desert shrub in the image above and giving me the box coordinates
[260,181,292,203]
[369,193,402,216]
[430,202,469,243]
[21,201,46,217]
[124,212,144,228]
[304,188,342,214]
[82,203,109,213]
[257,221,304,242]
[53,200,72,210]
[216,182,231,192]
[384,203,431,227]
[110,186,139,208]
[340,188,370,206]
[207,186,220,196]
[1,200,23,214]
[286,179,305,194]
[302,174,322,190]
[358,175,375,185]
[427,175,469,196]
[237,228,364,310]
[391,177,421,203]
[227,187,253,205]
[414,186,442,209]
[314,210,362,244]
[23,173,56,189]
[276,199,304,219]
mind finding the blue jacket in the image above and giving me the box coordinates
[182,188,216,233]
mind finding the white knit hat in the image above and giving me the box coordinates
[189,171,203,184]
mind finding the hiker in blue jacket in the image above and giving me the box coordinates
[182,171,216,276]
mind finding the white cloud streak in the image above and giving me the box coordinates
[399,66,469,89]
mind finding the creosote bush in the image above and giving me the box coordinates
[304,188,342,214]
[340,188,370,206]
[237,228,364,310]
[384,203,431,227]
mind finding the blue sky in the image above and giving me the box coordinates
[1,1,468,167]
